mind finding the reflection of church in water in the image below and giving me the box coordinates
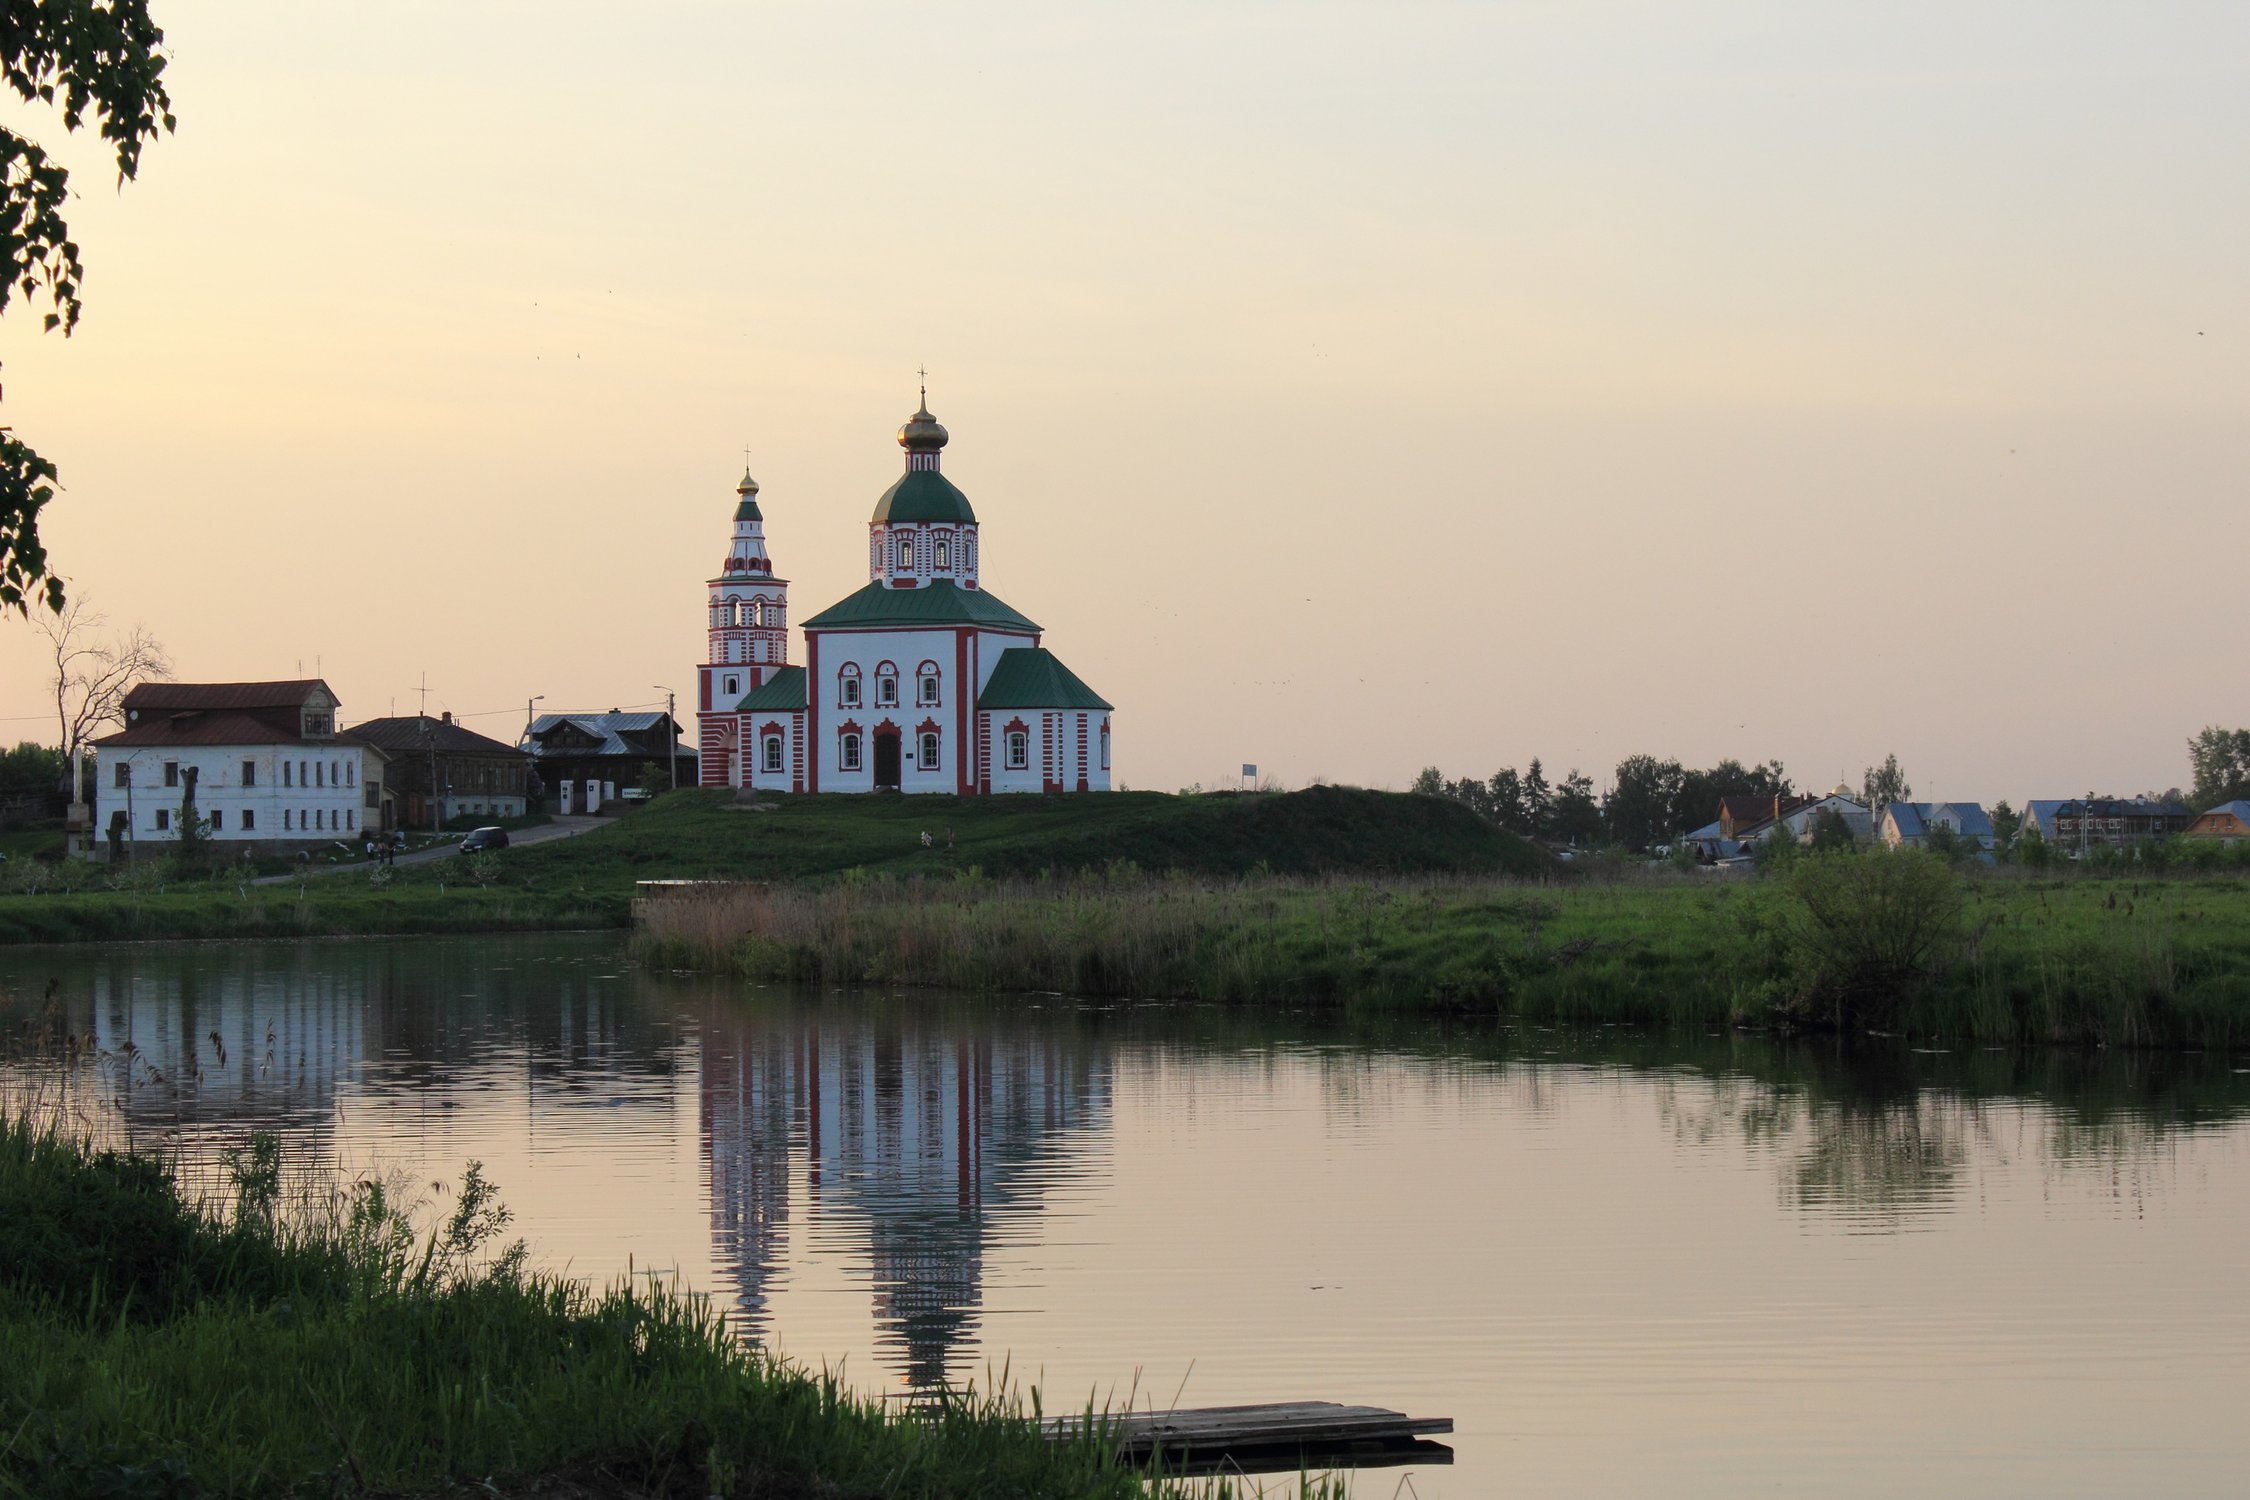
[699,1002,1110,1390]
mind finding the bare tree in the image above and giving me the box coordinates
[35,594,171,791]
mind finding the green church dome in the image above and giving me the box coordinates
[871,469,977,525]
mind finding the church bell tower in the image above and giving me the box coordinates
[698,462,791,787]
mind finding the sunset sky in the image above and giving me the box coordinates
[1,1,2243,802]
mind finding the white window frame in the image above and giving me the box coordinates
[919,732,940,770]
[841,733,863,772]
[763,736,783,773]
[1006,731,1029,770]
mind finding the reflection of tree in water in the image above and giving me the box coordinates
[694,993,1110,1393]
[1642,1039,2250,1226]
[0,938,687,1156]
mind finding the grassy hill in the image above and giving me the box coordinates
[514,785,1545,886]
[0,787,1544,945]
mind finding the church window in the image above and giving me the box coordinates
[917,664,940,705]
[935,538,949,569]
[896,535,912,570]
[876,669,899,707]
[1006,732,1029,770]
[724,675,739,696]
[919,732,940,770]
[1101,722,1110,771]
[839,667,861,708]
[840,733,862,772]
[764,736,783,773]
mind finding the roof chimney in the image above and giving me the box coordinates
[441,711,453,725]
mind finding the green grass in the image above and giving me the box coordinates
[637,865,2250,1048]
[0,787,1543,945]
[0,1113,1297,1500]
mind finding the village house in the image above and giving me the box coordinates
[2181,801,2250,846]
[346,713,528,829]
[694,390,1114,795]
[525,711,695,814]
[1877,801,1996,851]
[91,680,388,859]
[2018,797,2193,854]
[1735,788,1873,846]
[1716,793,1814,842]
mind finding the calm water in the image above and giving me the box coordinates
[5,933,2249,1496]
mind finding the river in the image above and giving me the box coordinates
[4,932,2248,1497]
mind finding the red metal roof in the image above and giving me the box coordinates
[123,679,332,712]
[96,710,322,748]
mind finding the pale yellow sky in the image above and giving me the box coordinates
[1,2,2244,801]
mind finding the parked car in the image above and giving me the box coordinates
[459,826,510,854]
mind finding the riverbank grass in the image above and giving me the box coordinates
[0,786,1540,944]
[637,857,2250,1047]
[0,1114,1195,1499]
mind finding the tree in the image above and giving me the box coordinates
[1989,800,2021,854]
[1521,758,1552,837]
[36,593,170,787]
[1410,766,1444,797]
[1673,757,1792,835]
[1550,768,1601,846]
[2187,726,2250,810]
[1808,805,1857,852]
[1486,767,1527,833]
[1603,753,1686,850]
[0,739,65,799]
[0,2,176,613]
[1861,754,1910,819]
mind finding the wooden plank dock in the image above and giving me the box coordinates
[1043,1401,1453,1475]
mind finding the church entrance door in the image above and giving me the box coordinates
[873,729,902,791]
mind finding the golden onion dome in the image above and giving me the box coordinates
[897,396,949,452]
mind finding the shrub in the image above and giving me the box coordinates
[1780,848,1965,1031]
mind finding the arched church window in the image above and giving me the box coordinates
[895,534,912,570]
[838,665,861,709]
[840,733,862,772]
[1006,731,1029,770]
[875,666,899,707]
[764,736,783,773]
[1100,721,1110,770]
[917,662,941,705]
[935,537,949,570]
[919,732,940,770]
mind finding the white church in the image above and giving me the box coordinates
[695,392,1113,795]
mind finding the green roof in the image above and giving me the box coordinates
[732,497,763,523]
[976,648,1112,711]
[801,579,1040,633]
[739,665,806,711]
[870,470,977,524]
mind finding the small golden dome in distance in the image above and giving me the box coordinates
[897,398,949,452]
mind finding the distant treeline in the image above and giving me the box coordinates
[1412,755,1794,849]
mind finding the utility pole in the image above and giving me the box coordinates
[654,686,678,790]
[524,695,543,816]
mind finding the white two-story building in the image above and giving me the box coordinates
[93,680,388,858]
